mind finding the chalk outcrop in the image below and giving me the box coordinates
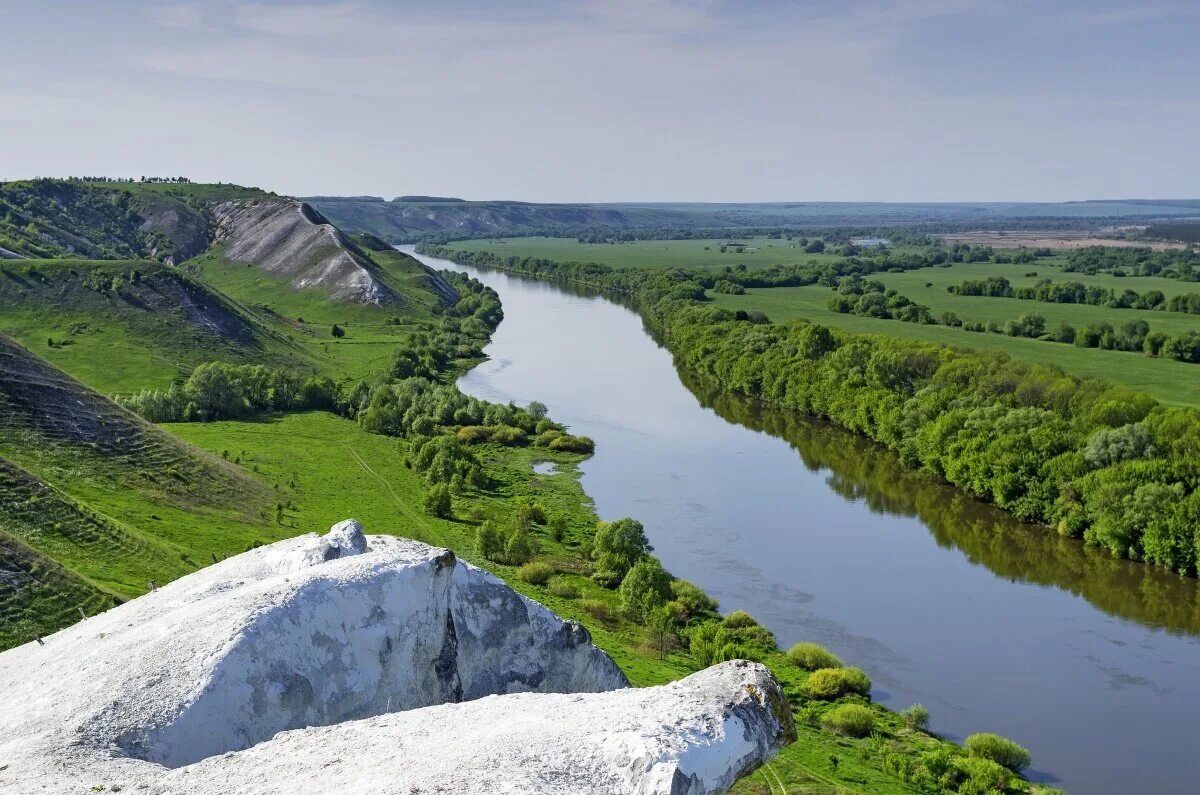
[213,199,396,303]
[0,522,792,794]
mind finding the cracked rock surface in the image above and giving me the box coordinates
[0,521,792,794]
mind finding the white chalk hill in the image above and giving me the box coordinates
[0,521,793,794]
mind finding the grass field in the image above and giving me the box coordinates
[710,257,1200,406]
[447,235,850,270]
[714,285,1200,406]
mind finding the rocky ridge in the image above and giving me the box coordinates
[0,521,793,794]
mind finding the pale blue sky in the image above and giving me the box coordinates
[2,0,1197,201]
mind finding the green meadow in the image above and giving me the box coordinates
[447,235,850,270]
[711,259,1200,407]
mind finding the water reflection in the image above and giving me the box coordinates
[681,369,1200,635]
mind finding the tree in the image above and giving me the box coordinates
[797,324,837,359]
[527,400,548,420]
[422,483,452,518]
[645,605,677,659]
[619,557,672,622]
[592,517,652,586]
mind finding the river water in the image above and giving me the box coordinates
[405,246,1200,794]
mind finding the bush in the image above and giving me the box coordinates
[517,561,554,585]
[548,579,580,599]
[965,733,1030,772]
[722,610,758,629]
[475,521,504,561]
[787,642,842,671]
[821,704,875,737]
[504,528,534,565]
[669,579,718,620]
[548,434,595,453]
[619,557,673,622]
[579,599,613,624]
[953,756,1016,794]
[689,622,739,667]
[901,703,930,731]
[422,483,452,518]
[803,667,872,700]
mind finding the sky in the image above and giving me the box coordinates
[1,0,1197,202]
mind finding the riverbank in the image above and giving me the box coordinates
[417,242,1200,579]
[407,244,1200,795]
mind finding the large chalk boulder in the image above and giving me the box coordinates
[0,522,793,794]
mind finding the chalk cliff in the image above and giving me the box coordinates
[0,521,792,794]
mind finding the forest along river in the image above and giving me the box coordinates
[405,246,1200,795]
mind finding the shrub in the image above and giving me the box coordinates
[965,733,1030,772]
[821,704,875,737]
[953,756,1016,794]
[518,561,554,585]
[787,642,842,671]
[579,599,613,624]
[619,557,673,622]
[901,703,930,731]
[803,667,872,700]
[548,579,580,599]
[548,434,595,453]
[669,579,718,620]
[504,528,534,565]
[548,512,568,542]
[422,483,452,518]
[689,622,739,667]
[722,610,758,629]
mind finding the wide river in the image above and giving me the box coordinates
[405,246,1200,794]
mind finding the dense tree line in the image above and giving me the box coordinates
[117,363,336,422]
[1064,246,1200,280]
[950,275,1200,314]
[424,243,1200,576]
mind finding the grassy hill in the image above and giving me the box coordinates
[0,257,309,393]
[0,333,276,646]
[0,179,269,262]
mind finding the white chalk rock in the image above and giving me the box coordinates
[0,523,792,794]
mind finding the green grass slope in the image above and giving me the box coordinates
[0,532,115,649]
[0,333,276,645]
[184,242,454,381]
[0,258,310,393]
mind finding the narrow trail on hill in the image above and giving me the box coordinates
[342,443,430,537]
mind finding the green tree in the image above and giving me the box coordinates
[619,556,672,622]
[592,517,651,586]
[422,483,452,518]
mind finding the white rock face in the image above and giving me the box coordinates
[0,523,792,794]
[212,199,395,303]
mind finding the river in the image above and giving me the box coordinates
[404,245,1200,794]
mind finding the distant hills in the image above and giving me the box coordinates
[305,196,1200,243]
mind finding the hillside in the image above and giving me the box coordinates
[308,195,1200,243]
[0,333,274,646]
[0,179,441,309]
[0,257,308,392]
